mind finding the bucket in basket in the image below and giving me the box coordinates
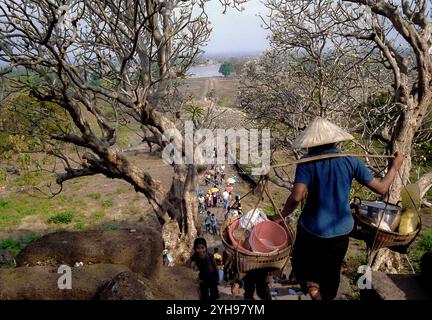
[249,221,288,253]
[228,219,253,253]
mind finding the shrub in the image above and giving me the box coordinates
[0,233,38,255]
[0,168,7,182]
[48,209,74,224]
[92,209,105,220]
[0,199,10,209]
[74,220,85,230]
[102,199,113,207]
[418,231,432,252]
[409,231,432,271]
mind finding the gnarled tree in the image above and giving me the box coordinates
[0,0,246,262]
[241,0,432,272]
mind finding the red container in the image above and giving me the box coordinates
[249,221,288,253]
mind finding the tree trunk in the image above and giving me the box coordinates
[388,110,417,203]
[418,171,432,201]
[161,164,199,264]
[373,100,425,271]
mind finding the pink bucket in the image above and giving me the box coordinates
[249,221,288,253]
[228,220,253,254]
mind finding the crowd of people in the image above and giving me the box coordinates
[197,164,243,235]
[186,162,248,300]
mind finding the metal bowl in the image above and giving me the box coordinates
[354,199,402,231]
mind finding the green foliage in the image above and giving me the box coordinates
[0,195,53,228]
[219,61,235,77]
[0,168,7,184]
[92,209,105,220]
[0,233,38,255]
[115,123,141,149]
[74,220,86,230]
[418,231,432,252]
[0,134,31,160]
[183,103,205,121]
[409,231,432,271]
[48,209,74,224]
[19,153,32,172]
[263,204,275,216]
[117,126,131,148]
[0,199,10,208]
[1,93,71,142]
[355,253,367,265]
[102,199,113,207]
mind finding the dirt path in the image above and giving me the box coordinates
[200,78,210,100]
[199,77,217,101]
[193,163,308,300]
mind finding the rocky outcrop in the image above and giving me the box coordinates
[0,264,130,300]
[95,266,199,300]
[360,271,432,300]
[15,228,163,279]
[336,275,355,300]
[0,227,201,300]
[95,271,156,300]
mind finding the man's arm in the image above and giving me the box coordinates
[279,183,307,218]
[366,152,405,196]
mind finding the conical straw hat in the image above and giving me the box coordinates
[292,117,354,149]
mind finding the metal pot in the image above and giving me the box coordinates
[352,197,402,231]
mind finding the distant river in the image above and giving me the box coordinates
[187,64,222,78]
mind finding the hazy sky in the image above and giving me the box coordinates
[202,0,271,55]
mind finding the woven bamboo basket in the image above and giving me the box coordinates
[351,208,421,252]
[221,215,294,274]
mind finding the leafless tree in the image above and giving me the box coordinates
[239,1,392,188]
[255,0,432,204]
[240,0,432,272]
[0,0,245,262]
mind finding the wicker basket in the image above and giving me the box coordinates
[351,208,421,253]
[221,215,294,274]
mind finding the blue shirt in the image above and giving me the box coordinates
[294,148,374,238]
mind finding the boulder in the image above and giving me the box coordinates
[95,271,156,300]
[360,271,432,300]
[0,264,130,300]
[96,266,199,300]
[335,275,354,300]
[155,265,199,300]
[15,228,163,279]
